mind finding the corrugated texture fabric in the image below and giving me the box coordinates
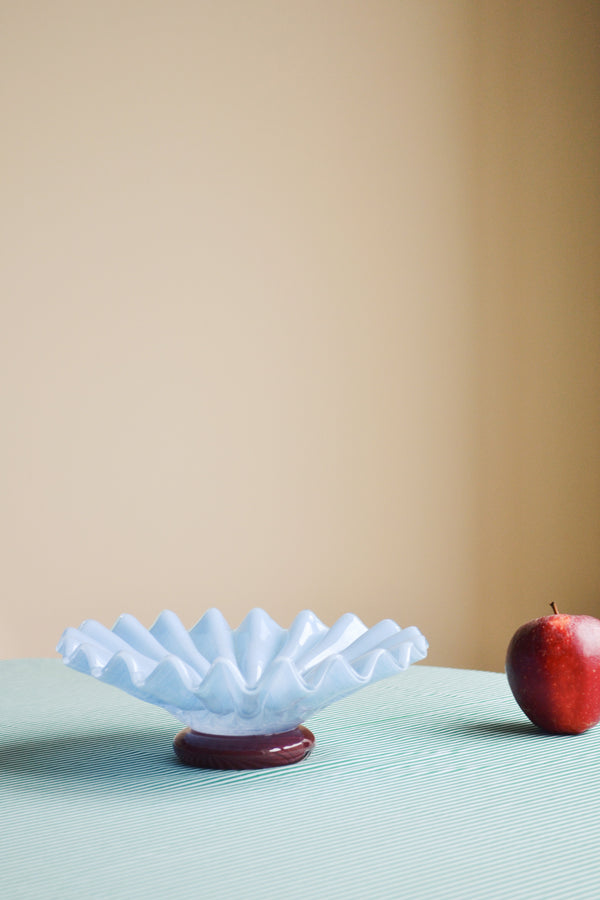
[1,659,599,899]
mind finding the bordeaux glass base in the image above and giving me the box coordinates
[173,725,315,770]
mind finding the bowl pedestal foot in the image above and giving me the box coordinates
[173,725,315,770]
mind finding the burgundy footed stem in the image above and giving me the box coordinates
[173,725,315,770]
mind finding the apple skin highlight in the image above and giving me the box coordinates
[506,612,600,735]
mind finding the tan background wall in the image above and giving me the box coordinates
[1,1,599,671]
[475,1,600,666]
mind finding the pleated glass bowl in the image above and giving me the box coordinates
[57,608,428,770]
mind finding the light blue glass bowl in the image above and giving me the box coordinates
[57,608,428,768]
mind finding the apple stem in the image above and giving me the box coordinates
[550,602,560,615]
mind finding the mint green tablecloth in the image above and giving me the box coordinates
[1,660,599,899]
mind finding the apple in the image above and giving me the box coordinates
[505,603,600,735]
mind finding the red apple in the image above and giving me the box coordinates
[505,603,600,735]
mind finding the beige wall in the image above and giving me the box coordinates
[1,1,598,671]
[475,1,600,667]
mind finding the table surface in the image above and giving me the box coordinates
[1,659,599,900]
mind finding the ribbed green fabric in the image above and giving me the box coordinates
[1,660,598,899]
